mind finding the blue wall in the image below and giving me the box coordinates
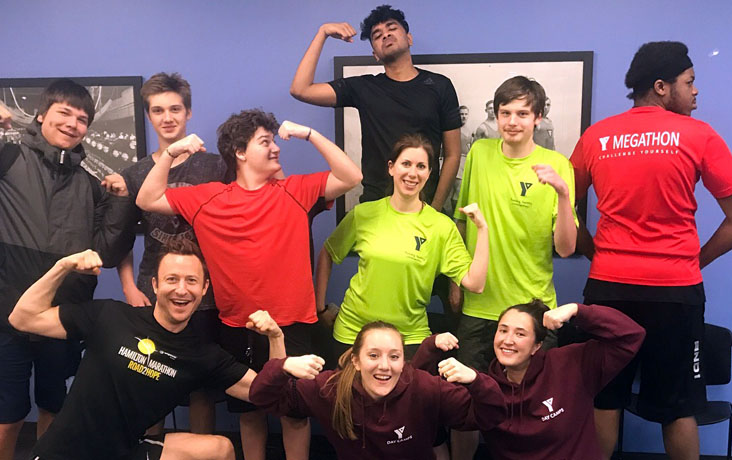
[4,0,732,454]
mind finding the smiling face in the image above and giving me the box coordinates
[147,91,191,144]
[152,253,209,332]
[370,19,412,63]
[388,146,430,200]
[493,309,542,375]
[352,328,405,400]
[37,102,89,149]
[497,97,541,148]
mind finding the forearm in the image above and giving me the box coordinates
[136,150,174,210]
[268,332,286,359]
[310,129,361,187]
[118,252,137,291]
[700,217,732,269]
[314,247,333,312]
[553,193,577,257]
[461,226,488,293]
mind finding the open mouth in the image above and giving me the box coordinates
[373,374,392,382]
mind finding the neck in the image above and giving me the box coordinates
[383,54,418,81]
[152,304,187,334]
[389,192,422,213]
[505,363,529,384]
[501,139,535,159]
[235,167,272,191]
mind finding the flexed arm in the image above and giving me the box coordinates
[290,23,356,106]
[533,164,577,257]
[458,204,489,293]
[9,250,102,339]
[136,134,205,215]
[278,121,362,200]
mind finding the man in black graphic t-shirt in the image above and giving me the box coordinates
[9,240,289,460]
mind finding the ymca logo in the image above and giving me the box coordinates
[540,396,565,422]
[394,426,405,439]
[519,182,533,196]
[599,136,610,151]
[414,236,427,251]
[386,425,413,445]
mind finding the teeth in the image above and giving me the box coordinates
[374,375,391,381]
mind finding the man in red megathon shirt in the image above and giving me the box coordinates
[570,41,732,460]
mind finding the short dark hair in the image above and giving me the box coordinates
[38,79,95,126]
[216,109,280,174]
[141,72,192,113]
[360,4,409,41]
[153,238,209,281]
[625,41,693,100]
[493,76,546,118]
[497,299,550,344]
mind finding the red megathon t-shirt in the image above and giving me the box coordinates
[166,172,330,326]
[571,106,732,286]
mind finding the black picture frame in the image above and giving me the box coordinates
[0,76,147,180]
[333,51,593,223]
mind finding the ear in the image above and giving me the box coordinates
[530,342,542,356]
[387,160,395,177]
[37,113,45,123]
[534,114,543,127]
[235,149,246,161]
[351,353,361,372]
[407,32,413,47]
[372,50,380,63]
[653,79,669,97]
[202,278,210,296]
[151,277,159,296]
[186,108,193,121]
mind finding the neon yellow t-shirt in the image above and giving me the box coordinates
[454,139,577,320]
[327,198,472,344]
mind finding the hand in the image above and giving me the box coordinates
[438,357,477,384]
[283,355,325,380]
[123,285,152,307]
[434,332,459,351]
[459,203,488,230]
[57,250,103,275]
[318,303,339,328]
[278,121,312,141]
[101,173,129,197]
[0,105,12,129]
[246,310,283,338]
[532,164,569,197]
[448,281,464,313]
[166,134,205,158]
[320,22,357,42]
[543,303,579,330]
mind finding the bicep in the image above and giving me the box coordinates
[11,307,68,340]
[225,368,257,402]
[323,172,350,201]
[294,83,337,107]
[140,194,177,216]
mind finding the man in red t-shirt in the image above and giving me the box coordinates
[136,109,362,460]
[570,41,732,460]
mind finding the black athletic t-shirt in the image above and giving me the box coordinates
[32,300,248,460]
[121,153,227,308]
[329,68,461,203]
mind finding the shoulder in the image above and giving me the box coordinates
[417,68,454,85]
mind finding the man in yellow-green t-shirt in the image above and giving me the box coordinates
[453,76,578,372]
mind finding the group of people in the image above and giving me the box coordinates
[1,3,732,460]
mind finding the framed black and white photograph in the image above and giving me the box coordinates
[334,51,593,221]
[0,76,147,180]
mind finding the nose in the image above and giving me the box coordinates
[377,356,389,370]
[271,141,281,153]
[174,279,187,294]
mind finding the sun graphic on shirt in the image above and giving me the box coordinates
[137,338,156,355]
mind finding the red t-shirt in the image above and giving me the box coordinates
[165,172,330,326]
[571,106,732,285]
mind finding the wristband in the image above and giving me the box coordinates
[305,128,312,141]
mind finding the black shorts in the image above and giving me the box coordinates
[218,321,314,413]
[126,434,165,460]
[584,298,707,423]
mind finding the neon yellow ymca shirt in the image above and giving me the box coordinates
[454,138,577,320]
[327,198,472,344]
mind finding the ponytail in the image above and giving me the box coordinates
[327,347,359,440]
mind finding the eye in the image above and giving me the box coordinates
[369,353,378,359]
[390,354,401,360]
[417,163,427,170]
[401,160,410,167]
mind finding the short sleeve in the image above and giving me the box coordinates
[205,346,250,390]
[324,208,358,264]
[282,172,330,212]
[439,222,473,285]
[58,300,112,340]
[439,78,462,132]
[570,135,592,201]
[328,77,357,108]
[453,147,475,221]
[700,130,732,199]
[165,182,222,224]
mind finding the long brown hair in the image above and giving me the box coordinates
[326,321,403,440]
